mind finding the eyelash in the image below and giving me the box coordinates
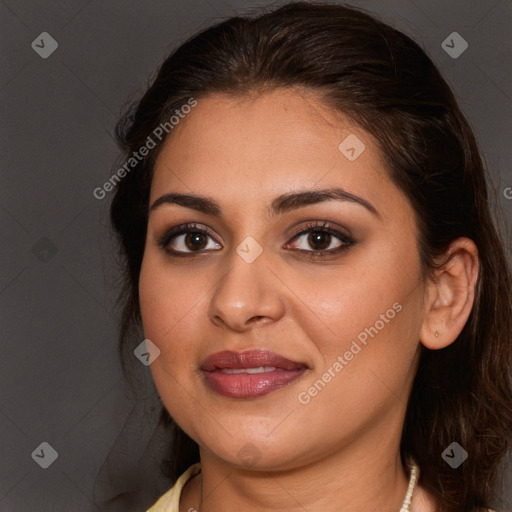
[156,221,355,259]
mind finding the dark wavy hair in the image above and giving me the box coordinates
[109,2,512,511]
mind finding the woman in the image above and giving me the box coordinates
[109,2,512,511]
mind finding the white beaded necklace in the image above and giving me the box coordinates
[399,461,419,512]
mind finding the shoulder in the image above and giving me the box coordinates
[145,463,201,512]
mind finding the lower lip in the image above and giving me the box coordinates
[202,368,306,398]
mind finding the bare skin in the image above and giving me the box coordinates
[139,88,479,512]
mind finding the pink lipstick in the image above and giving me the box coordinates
[201,349,307,398]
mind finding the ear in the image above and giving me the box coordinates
[420,237,479,350]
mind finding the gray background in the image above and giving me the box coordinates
[1,0,511,511]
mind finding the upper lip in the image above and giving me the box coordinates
[201,349,308,371]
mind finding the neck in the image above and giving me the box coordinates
[183,418,414,512]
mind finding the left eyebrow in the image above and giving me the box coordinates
[268,187,379,218]
[149,186,379,218]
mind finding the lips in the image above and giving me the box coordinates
[201,349,308,398]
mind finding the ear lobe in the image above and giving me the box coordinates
[420,238,479,350]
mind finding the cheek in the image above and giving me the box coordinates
[138,258,200,422]
[138,254,206,379]
[297,296,422,439]
[139,254,198,341]
[139,259,168,340]
[299,263,413,350]
[303,241,423,376]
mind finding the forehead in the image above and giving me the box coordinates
[155,87,372,163]
[150,88,396,215]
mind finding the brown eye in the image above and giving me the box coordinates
[157,223,221,255]
[289,223,353,255]
[183,232,209,251]
[167,230,220,253]
[307,231,332,251]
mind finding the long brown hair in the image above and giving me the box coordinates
[109,2,512,510]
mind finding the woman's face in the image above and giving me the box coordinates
[139,88,427,470]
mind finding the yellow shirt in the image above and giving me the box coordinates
[145,463,497,512]
[146,463,201,512]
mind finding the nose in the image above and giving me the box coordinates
[207,248,286,332]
